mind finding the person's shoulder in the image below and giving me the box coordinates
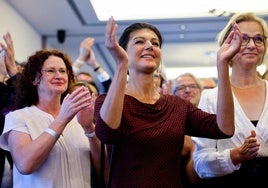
[7,105,35,114]
[5,107,23,117]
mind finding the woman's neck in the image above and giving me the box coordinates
[36,97,61,118]
[230,69,264,88]
[125,83,160,104]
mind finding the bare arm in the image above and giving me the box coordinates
[7,87,92,174]
[216,22,241,136]
[99,17,128,129]
[0,32,18,82]
[2,32,17,77]
[0,50,7,82]
[73,37,110,78]
[76,92,102,173]
[183,136,200,183]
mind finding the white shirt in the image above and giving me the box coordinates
[0,105,91,188]
[192,81,268,178]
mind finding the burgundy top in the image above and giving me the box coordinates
[95,94,229,188]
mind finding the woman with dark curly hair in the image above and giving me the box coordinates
[0,49,100,188]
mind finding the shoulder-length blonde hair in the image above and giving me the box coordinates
[217,12,268,65]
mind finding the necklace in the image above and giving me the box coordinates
[231,82,264,90]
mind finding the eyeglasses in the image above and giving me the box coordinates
[41,68,67,75]
[241,34,266,47]
[175,84,199,92]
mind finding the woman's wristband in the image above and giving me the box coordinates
[94,66,101,72]
[75,59,85,66]
[45,127,60,139]
[85,131,95,138]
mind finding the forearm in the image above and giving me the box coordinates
[0,73,6,83]
[193,138,237,178]
[216,63,234,136]
[88,135,101,174]
[95,67,111,83]
[81,120,101,172]
[72,59,84,74]
[100,63,128,129]
[7,64,18,77]
[9,130,59,174]
[186,158,200,183]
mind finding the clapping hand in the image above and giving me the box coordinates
[0,49,7,82]
[239,130,260,161]
[77,91,96,132]
[105,17,128,66]
[79,37,96,65]
[1,32,17,77]
[57,86,92,124]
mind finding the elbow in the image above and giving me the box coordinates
[217,115,235,137]
[227,118,235,136]
[229,124,235,136]
[15,161,37,175]
[222,122,235,137]
[17,166,36,175]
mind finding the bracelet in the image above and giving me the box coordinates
[94,66,101,72]
[75,59,85,66]
[45,127,60,139]
[72,66,80,74]
[85,131,95,138]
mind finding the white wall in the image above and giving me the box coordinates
[0,1,41,63]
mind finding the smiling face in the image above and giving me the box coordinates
[231,21,266,67]
[37,55,68,98]
[126,28,162,74]
[174,75,201,107]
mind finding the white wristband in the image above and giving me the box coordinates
[85,131,95,138]
[45,127,60,139]
[72,59,85,74]
[72,66,80,74]
[97,71,110,82]
[75,59,85,66]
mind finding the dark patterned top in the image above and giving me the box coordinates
[95,94,230,188]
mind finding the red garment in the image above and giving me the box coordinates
[95,94,228,188]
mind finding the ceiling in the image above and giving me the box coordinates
[6,0,268,79]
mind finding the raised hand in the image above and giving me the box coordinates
[0,50,7,82]
[1,32,17,77]
[105,17,128,66]
[78,37,97,65]
[217,22,242,64]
